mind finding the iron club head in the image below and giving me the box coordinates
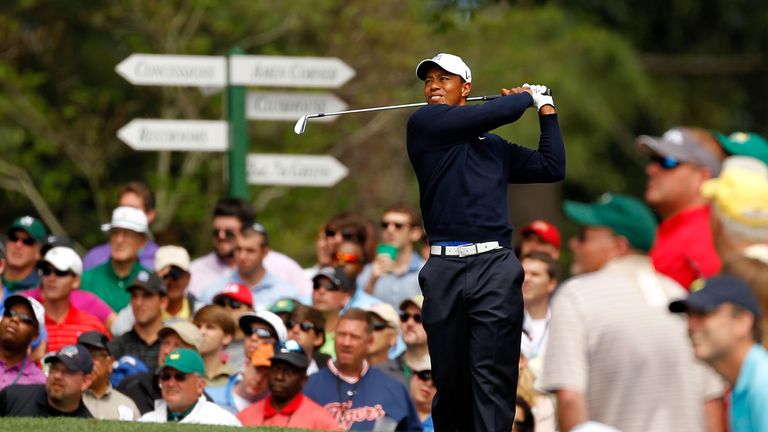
[294,115,308,135]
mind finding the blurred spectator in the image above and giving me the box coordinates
[520,251,558,377]
[303,308,422,431]
[201,223,301,309]
[109,271,166,371]
[78,331,140,420]
[518,332,555,432]
[636,127,725,288]
[189,197,310,301]
[138,348,241,425]
[3,215,47,292]
[111,245,196,336]
[335,240,381,310]
[700,156,768,260]
[23,236,116,332]
[83,182,159,271]
[723,250,768,349]
[0,344,93,417]
[37,247,108,353]
[518,219,561,259]
[240,310,287,361]
[270,297,298,322]
[192,305,237,386]
[713,131,768,165]
[513,397,535,432]
[208,343,273,413]
[286,304,329,375]
[0,295,46,390]
[81,206,151,312]
[237,340,339,429]
[116,321,203,414]
[358,204,424,308]
[406,354,435,432]
[540,193,724,432]
[213,282,254,368]
[364,303,404,384]
[398,295,429,380]
[312,267,354,357]
[670,274,768,432]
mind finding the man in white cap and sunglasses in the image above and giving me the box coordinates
[0,294,46,390]
[407,52,564,431]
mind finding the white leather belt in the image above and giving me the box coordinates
[430,241,502,257]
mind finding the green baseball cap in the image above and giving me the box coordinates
[9,215,48,244]
[563,193,658,252]
[158,348,205,376]
[270,298,297,314]
[713,131,768,165]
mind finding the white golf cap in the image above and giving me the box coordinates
[363,303,401,334]
[154,245,191,272]
[101,206,149,234]
[416,53,472,83]
[3,295,45,329]
[239,310,288,342]
[42,246,83,276]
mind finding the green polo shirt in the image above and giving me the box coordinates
[81,259,147,312]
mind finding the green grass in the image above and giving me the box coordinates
[0,417,314,432]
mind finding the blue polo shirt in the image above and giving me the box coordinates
[730,344,768,432]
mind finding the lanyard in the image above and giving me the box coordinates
[10,356,28,387]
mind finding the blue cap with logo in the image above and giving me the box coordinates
[669,273,761,319]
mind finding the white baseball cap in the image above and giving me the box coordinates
[3,295,45,329]
[239,310,288,342]
[416,53,472,83]
[154,245,191,272]
[42,246,83,276]
[101,206,149,234]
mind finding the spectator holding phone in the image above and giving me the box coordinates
[359,205,425,308]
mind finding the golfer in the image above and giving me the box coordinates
[407,53,565,431]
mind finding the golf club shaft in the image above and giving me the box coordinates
[309,94,501,119]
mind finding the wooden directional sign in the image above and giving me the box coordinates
[246,91,348,121]
[118,119,228,152]
[247,154,348,187]
[230,55,356,88]
[116,54,227,87]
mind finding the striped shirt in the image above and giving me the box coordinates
[540,255,724,432]
[45,303,110,353]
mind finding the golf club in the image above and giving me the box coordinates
[293,90,551,135]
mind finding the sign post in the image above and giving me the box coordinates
[226,47,249,200]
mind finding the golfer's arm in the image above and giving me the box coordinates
[555,389,589,432]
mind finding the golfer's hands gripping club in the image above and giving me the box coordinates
[522,83,555,111]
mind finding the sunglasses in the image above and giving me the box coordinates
[335,252,361,264]
[414,369,432,382]
[285,319,319,332]
[214,297,247,309]
[399,312,423,324]
[8,232,36,246]
[650,154,682,170]
[380,221,409,230]
[372,321,389,331]
[159,370,189,382]
[3,309,36,326]
[246,327,275,339]
[325,228,359,242]
[39,265,73,278]
[313,281,341,292]
[212,228,237,240]
[162,266,187,281]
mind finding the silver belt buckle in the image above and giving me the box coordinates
[458,244,477,257]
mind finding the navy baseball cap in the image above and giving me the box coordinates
[669,274,761,319]
[271,340,310,370]
[44,344,94,373]
[77,331,111,356]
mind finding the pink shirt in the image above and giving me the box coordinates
[0,354,46,391]
[23,288,114,320]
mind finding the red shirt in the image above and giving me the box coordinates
[45,303,110,353]
[237,393,340,430]
[650,206,721,289]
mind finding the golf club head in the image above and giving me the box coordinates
[294,116,308,135]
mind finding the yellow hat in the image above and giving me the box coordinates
[701,156,768,227]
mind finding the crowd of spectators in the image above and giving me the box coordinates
[1,128,768,431]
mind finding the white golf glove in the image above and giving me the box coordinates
[522,83,554,110]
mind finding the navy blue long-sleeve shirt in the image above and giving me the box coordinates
[406,92,565,248]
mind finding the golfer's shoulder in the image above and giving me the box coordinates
[408,104,447,128]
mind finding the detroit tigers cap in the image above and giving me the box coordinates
[45,344,94,373]
[416,53,472,83]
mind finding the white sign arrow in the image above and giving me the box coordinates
[247,154,348,187]
[246,91,348,121]
[116,54,227,87]
[230,55,355,88]
[118,119,228,152]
